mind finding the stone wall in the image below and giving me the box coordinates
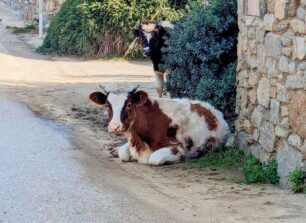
[236,0,306,186]
[0,0,64,22]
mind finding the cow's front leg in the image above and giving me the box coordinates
[148,147,182,166]
[154,71,164,98]
[117,143,131,162]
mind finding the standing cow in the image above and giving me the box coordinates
[133,20,173,97]
[90,87,229,165]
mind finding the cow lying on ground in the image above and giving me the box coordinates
[90,87,229,165]
[133,20,173,97]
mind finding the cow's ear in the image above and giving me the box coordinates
[89,92,108,105]
[132,91,148,106]
[133,28,140,37]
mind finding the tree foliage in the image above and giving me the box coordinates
[39,0,184,57]
[163,0,238,130]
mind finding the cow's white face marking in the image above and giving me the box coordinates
[107,93,127,131]
[143,32,153,44]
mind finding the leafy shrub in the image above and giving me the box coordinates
[288,168,305,193]
[243,157,279,184]
[39,0,184,57]
[191,147,279,185]
[163,0,238,130]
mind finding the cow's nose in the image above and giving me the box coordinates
[108,124,122,133]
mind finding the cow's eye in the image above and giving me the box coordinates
[126,103,132,110]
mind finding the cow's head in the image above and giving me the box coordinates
[133,20,166,57]
[90,87,148,133]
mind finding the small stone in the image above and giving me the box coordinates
[243,119,253,134]
[251,106,264,128]
[292,37,306,60]
[259,122,275,152]
[286,72,306,89]
[281,32,294,46]
[265,33,282,58]
[257,78,270,107]
[281,117,289,128]
[276,84,289,102]
[282,47,291,57]
[281,106,289,117]
[302,141,306,153]
[264,14,275,31]
[278,56,289,73]
[289,91,306,138]
[267,0,276,13]
[290,19,306,34]
[272,20,290,32]
[275,126,289,138]
[277,142,302,186]
[297,62,306,71]
[253,128,259,141]
[270,99,281,125]
[248,89,257,104]
[270,86,276,98]
[274,0,286,20]
[289,61,296,74]
[288,134,302,148]
[288,0,300,17]
[297,7,306,21]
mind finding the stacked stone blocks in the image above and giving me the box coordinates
[237,0,306,186]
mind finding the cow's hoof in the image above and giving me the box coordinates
[110,148,119,158]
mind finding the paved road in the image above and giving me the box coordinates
[0,98,175,223]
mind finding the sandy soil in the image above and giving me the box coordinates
[0,4,305,223]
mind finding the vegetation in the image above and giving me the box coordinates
[162,0,238,130]
[6,24,36,34]
[190,147,279,185]
[39,0,185,57]
[288,168,305,193]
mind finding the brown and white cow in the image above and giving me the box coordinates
[89,87,229,165]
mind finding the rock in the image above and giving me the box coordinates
[270,99,280,125]
[253,128,259,141]
[288,0,300,17]
[282,47,291,57]
[274,0,286,20]
[257,78,270,107]
[277,83,289,102]
[281,106,289,117]
[297,62,306,71]
[243,119,253,134]
[265,33,282,58]
[289,91,306,138]
[286,72,306,89]
[290,19,306,34]
[277,142,303,187]
[292,36,306,60]
[248,89,257,104]
[297,7,306,21]
[275,126,289,138]
[301,0,306,7]
[281,32,294,46]
[264,14,275,31]
[278,56,289,73]
[237,131,248,150]
[272,20,290,32]
[289,61,296,74]
[288,134,302,148]
[267,0,276,13]
[259,122,275,152]
[281,117,289,128]
[270,86,276,98]
[251,106,264,128]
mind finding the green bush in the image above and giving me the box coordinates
[163,0,238,130]
[288,168,305,193]
[190,147,279,185]
[39,0,184,57]
[243,157,279,184]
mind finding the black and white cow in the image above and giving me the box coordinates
[133,20,174,97]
